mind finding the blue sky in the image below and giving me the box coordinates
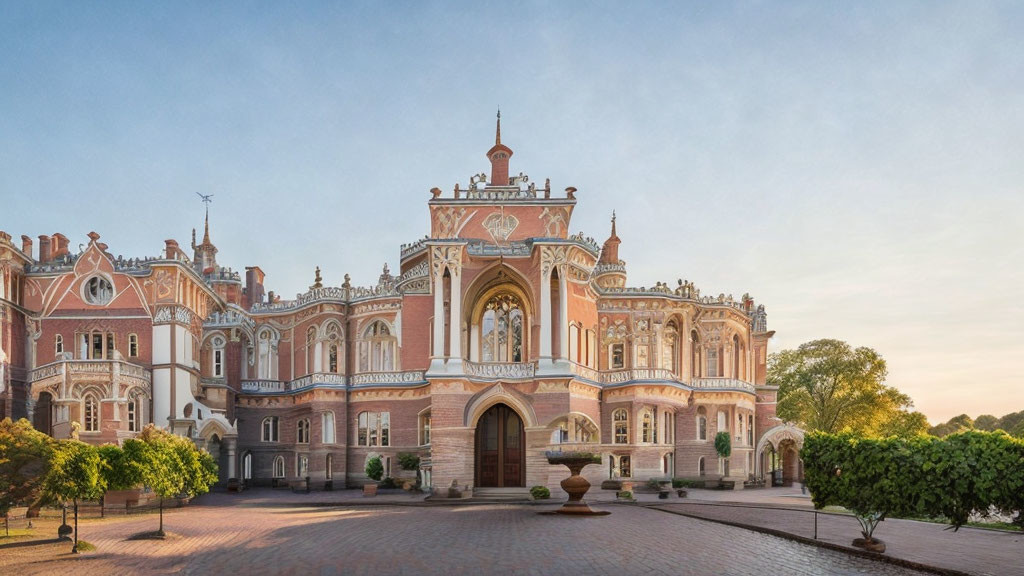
[2,2,1022,423]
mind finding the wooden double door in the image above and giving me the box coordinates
[475,404,525,488]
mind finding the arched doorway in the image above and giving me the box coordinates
[779,439,801,486]
[475,403,525,487]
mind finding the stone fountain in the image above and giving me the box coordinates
[543,451,610,516]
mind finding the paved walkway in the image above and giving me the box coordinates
[648,491,1023,576]
[0,491,932,576]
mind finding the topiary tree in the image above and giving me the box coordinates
[397,452,420,471]
[0,418,55,528]
[714,431,731,458]
[44,440,106,553]
[365,456,384,482]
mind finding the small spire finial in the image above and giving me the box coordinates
[495,107,501,145]
[611,211,617,236]
[195,192,214,244]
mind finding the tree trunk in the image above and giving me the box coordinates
[72,500,79,554]
[158,497,164,536]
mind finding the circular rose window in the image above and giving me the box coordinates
[83,276,113,305]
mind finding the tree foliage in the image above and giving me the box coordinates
[0,418,55,516]
[365,456,384,481]
[803,431,1024,542]
[43,440,106,504]
[714,432,731,458]
[769,339,921,436]
[929,411,1024,438]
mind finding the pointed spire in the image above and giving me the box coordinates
[202,205,211,245]
[495,107,502,145]
[599,210,621,265]
[610,211,618,239]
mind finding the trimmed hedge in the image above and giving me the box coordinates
[803,431,1024,541]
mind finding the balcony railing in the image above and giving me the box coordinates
[29,359,151,384]
[349,371,425,386]
[568,362,600,382]
[290,373,347,389]
[240,379,288,393]
[463,360,536,379]
[601,368,675,385]
[690,377,756,394]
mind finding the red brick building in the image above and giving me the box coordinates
[0,117,802,495]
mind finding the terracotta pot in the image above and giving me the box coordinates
[363,484,378,496]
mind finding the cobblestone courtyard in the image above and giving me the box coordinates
[0,493,937,576]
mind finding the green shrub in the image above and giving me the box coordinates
[672,478,685,489]
[617,491,632,499]
[365,456,384,481]
[530,485,550,499]
[379,477,398,489]
[714,431,732,458]
[646,478,664,491]
[397,453,420,471]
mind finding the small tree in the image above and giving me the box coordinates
[714,431,731,458]
[98,444,141,492]
[44,440,106,553]
[0,418,55,526]
[133,427,184,536]
[365,456,384,481]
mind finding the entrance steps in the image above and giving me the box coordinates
[470,487,534,503]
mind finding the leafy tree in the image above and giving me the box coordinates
[973,414,999,432]
[365,456,384,481]
[44,440,106,553]
[928,414,974,437]
[769,339,918,436]
[876,410,929,438]
[0,418,55,519]
[714,432,731,458]
[98,444,142,492]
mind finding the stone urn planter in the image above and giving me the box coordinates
[543,451,610,516]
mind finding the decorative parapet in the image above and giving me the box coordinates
[593,262,626,275]
[466,240,532,258]
[569,362,600,382]
[400,237,430,259]
[601,368,675,384]
[349,371,425,386]
[240,379,288,393]
[463,186,537,201]
[204,307,255,331]
[29,359,152,385]
[690,377,756,394]
[463,360,536,380]
[567,232,600,255]
[291,373,347,389]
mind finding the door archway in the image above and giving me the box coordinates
[475,403,525,488]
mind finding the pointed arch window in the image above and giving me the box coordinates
[272,456,285,479]
[84,394,99,432]
[663,321,679,376]
[697,407,708,441]
[480,293,524,362]
[296,418,310,444]
[211,335,226,378]
[613,409,629,444]
[358,321,396,372]
[262,416,279,442]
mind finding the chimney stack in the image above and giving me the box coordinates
[52,233,70,258]
[245,266,266,309]
[20,235,32,259]
[165,239,179,260]
[38,235,52,262]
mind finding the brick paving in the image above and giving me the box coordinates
[652,500,1024,576]
[0,492,934,576]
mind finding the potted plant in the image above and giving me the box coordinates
[364,456,383,496]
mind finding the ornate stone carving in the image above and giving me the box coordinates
[463,360,536,380]
[540,245,569,277]
[539,207,568,237]
[482,211,519,243]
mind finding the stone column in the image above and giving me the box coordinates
[539,268,552,361]
[26,398,35,428]
[313,343,323,373]
[448,266,462,370]
[226,436,237,479]
[430,270,445,372]
[558,267,568,361]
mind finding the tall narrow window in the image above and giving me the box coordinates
[128,333,138,357]
[297,419,310,444]
[663,321,678,375]
[262,416,279,442]
[55,334,63,356]
[748,415,754,446]
[610,343,624,369]
[641,410,653,443]
[359,321,396,372]
[106,333,115,359]
[691,330,701,378]
[243,453,252,480]
[718,410,728,432]
[322,411,336,444]
[92,332,103,360]
[273,456,285,478]
[357,411,391,446]
[480,293,524,362]
[586,330,597,368]
[619,455,632,478]
[698,456,706,476]
[706,347,719,377]
[419,411,431,445]
[297,455,309,477]
[127,398,138,432]
[697,407,707,441]
[84,394,98,432]
[613,409,629,444]
[329,345,339,373]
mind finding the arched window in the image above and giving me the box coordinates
[323,321,343,374]
[641,410,654,443]
[419,410,431,445]
[698,456,706,476]
[697,407,707,441]
[480,293,524,362]
[296,419,310,444]
[322,411,336,444]
[262,416,279,442]
[297,454,309,477]
[272,456,285,478]
[613,409,629,444]
[211,335,226,378]
[733,334,743,379]
[551,414,598,444]
[358,321,396,372]
[84,394,99,432]
[706,347,719,377]
[242,452,252,480]
[663,321,679,375]
[55,334,63,356]
[257,328,277,379]
[357,411,390,447]
[748,414,754,446]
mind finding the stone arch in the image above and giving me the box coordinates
[755,424,805,480]
[464,383,537,428]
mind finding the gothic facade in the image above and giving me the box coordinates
[0,119,799,495]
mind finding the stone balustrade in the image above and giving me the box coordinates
[463,360,536,379]
[690,377,756,393]
[29,359,152,385]
[349,371,426,386]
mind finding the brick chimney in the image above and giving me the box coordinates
[20,235,32,259]
[37,235,51,262]
[165,239,179,259]
[245,266,265,309]
[51,233,70,258]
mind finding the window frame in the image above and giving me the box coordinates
[262,416,280,443]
